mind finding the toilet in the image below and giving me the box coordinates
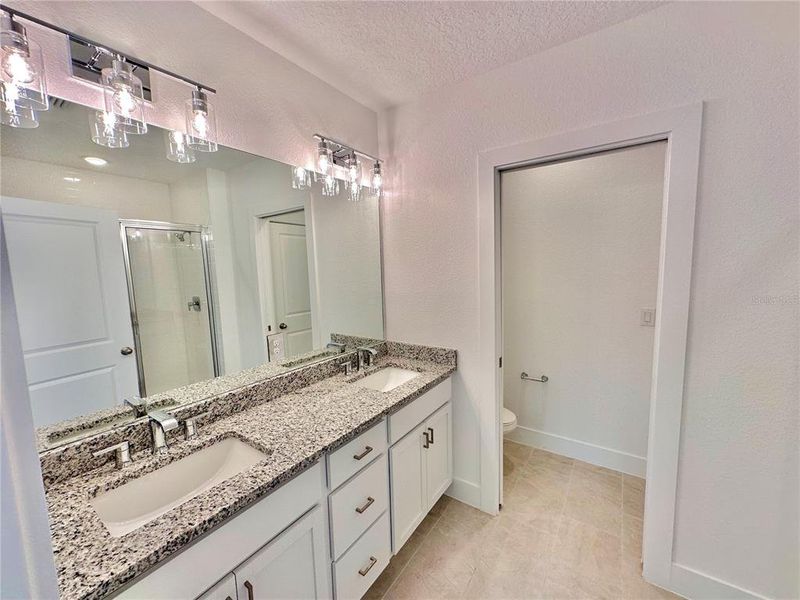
[502,407,518,434]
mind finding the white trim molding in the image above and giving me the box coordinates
[670,564,771,600]
[477,104,703,594]
[446,477,482,509]
[506,427,647,478]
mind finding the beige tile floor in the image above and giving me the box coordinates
[365,440,682,600]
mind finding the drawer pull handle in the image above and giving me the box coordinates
[428,426,435,445]
[423,431,430,449]
[359,556,378,577]
[353,446,373,460]
[355,496,375,514]
[244,580,254,600]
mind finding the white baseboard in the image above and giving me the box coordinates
[507,425,647,477]
[669,563,770,600]
[446,477,482,509]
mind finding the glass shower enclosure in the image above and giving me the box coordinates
[120,220,220,397]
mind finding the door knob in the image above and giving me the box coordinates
[279,322,288,330]
[120,347,133,356]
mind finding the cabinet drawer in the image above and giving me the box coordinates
[329,453,388,559]
[389,378,451,444]
[333,512,391,600]
[328,419,387,490]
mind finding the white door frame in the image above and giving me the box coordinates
[477,104,703,589]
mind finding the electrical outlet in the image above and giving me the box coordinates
[640,308,656,327]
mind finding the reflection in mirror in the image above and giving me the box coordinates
[0,98,384,444]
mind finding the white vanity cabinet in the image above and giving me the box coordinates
[389,397,452,552]
[233,506,329,600]
[196,574,236,600]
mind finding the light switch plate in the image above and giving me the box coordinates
[640,308,656,327]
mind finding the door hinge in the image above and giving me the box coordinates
[498,356,503,368]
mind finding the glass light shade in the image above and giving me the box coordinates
[346,154,362,201]
[185,89,217,152]
[317,140,332,175]
[165,130,196,163]
[321,172,339,197]
[89,110,130,148]
[0,17,48,112]
[101,59,147,135]
[369,161,383,200]
[0,95,37,128]
[292,165,311,190]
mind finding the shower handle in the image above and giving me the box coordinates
[187,296,202,312]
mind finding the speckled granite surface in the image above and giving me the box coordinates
[46,348,455,600]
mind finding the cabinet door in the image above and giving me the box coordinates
[389,422,428,553]
[197,574,237,600]
[233,505,330,600]
[425,402,452,508]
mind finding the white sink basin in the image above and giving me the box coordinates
[91,438,268,537]
[354,367,420,392]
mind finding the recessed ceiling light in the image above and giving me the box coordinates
[63,176,81,183]
[83,156,107,167]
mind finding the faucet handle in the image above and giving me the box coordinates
[92,441,132,469]
[183,412,209,440]
[148,410,179,432]
[326,341,346,353]
[124,395,146,417]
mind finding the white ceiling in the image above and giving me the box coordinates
[197,1,663,110]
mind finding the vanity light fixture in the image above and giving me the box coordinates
[0,4,221,154]
[309,134,384,201]
[83,156,108,167]
[165,130,196,163]
[101,56,147,135]
[0,10,48,128]
[185,88,217,152]
[89,110,130,148]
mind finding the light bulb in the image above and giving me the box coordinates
[192,110,208,139]
[166,130,196,163]
[112,85,137,117]
[101,59,146,134]
[292,165,310,190]
[369,161,383,199]
[2,49,34,83]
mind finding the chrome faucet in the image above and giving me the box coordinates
[326,341,346,353]
[357,346,378,370]
[148,410,179,455]
[124,395,147,418]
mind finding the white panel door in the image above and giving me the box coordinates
[425,402,453,508]
[269,221,313,358]
[1,197,138,427]
[196,574,236,600]
[233,505,330,600]
[389,423,428,553]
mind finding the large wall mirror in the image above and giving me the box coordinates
[0,99,384,447]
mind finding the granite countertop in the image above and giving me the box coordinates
[46,353,456,600]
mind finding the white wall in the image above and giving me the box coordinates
[379,2,798,598]
[502,143,664,473]
[0,156,172,220]
[170,171,211,226]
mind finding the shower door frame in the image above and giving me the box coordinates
[119,219,221,397]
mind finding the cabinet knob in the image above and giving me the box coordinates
[120,346,133,356]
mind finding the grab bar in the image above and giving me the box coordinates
[521,371,549,383]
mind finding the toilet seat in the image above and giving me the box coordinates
[502,407,517,434]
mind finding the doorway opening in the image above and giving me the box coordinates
[254,208,314,362]
[499,141,667,592]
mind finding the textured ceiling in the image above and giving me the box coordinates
[197,1,663,110]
